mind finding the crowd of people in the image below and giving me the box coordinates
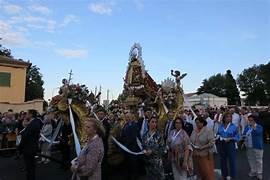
[0,106,269,180]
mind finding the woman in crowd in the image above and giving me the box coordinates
[71,117,105,180]
[217,112,240,180]
[39,113,53,164]
[167,117,191,179]
[243,114,264,180]
[190,116,215,180]
[142,116,165,180]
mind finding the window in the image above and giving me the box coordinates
[0,72,11,87]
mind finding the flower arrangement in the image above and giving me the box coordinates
[67,84,90,103]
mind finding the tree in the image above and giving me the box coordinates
[197,70,240,105]
[197,73,226,97]
[25,65,44,101]
[0,42,12,58]
[237,64,269,106]
[260,62,270,101]
[224,70,241,105]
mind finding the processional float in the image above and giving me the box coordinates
[48,43,188,164]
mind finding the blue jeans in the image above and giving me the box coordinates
[218,140,237,178]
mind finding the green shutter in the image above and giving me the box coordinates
[0,72,11,87]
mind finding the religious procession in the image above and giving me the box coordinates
[0,44,269,180]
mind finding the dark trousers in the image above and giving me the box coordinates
[101,156,108,180]
[218,141,237,178]
[59,143,71,169]
[23,153,36,180]
[122,154,140,180]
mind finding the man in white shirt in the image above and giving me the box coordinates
[230,108,241,128]
[205,112,214,129]
[240,107,249,134]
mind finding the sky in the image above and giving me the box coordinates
[0,0,269,101]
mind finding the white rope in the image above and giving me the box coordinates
[48,119,63,148]
[40,133,59,144]
[136,137,143,150]
[68,98,81,156]
[183,95,197,121]
[111,136,144,155]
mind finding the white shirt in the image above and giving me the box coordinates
[232,113,240,127]
[245,126,254,148]
[206,117,214,129]
[240,114,248,134]
[214,113,223,123]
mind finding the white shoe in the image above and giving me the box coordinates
[248,172,257,177]
[37,160,44,164]
[44,159,50,164]
[257,174,262,180]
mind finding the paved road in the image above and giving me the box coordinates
[0,143,269,180]
[214,143,270,180]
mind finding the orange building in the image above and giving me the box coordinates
[0,55,30,103]
[0,56,44,113]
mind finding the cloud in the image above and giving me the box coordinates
[56,48,88,58]
[1,2,77,34]
[34,40,55,48]
[24,15,46,23]
[29,5,51,15]
[3,4,22,14]
[0,20,29,46]
[16,26,28,32]
[60,14,79,27]
[23,15,56,32]
[89,2,113,15]
[133,0,144,10]
[47,20,56,32]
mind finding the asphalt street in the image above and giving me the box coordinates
[0,143,269,180]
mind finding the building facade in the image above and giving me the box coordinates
[0,56,43,113]
[0,55,30,103]
[186,93,228,107]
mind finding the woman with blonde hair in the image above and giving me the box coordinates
[71,117,105,180]
[190,116,215,180]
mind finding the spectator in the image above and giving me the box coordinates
[39,113,53,164]
[243,114,264,180]
[19,109,43,180]
[142,116,165,180]
[120,112,141,180]
[71,117,104,180]
[167,117,191,179]
[190,116,215,180]
[217,112,240,180]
